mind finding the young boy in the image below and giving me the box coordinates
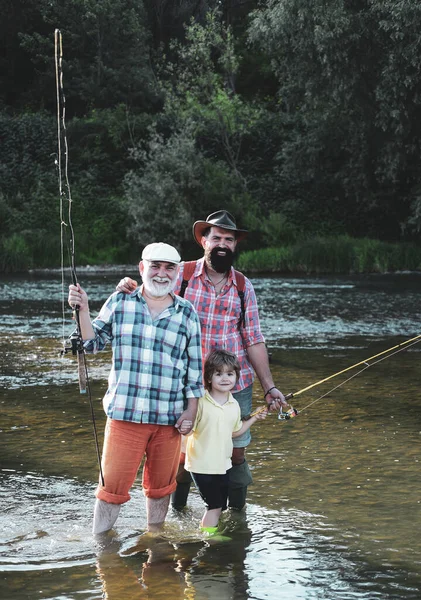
[185,349,268,536]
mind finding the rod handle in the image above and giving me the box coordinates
[77,350,87,394]
[249,405,268,418]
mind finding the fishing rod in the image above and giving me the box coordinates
[55,29,104,486]
[251,333,421,419]
[55,28,86,394]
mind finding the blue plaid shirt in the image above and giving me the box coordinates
[84,289,204,425]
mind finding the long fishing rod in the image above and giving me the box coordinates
[55,29,86,394]
[251,333,421,419]
[55,29,104,486]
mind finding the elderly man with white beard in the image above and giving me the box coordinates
[68,243,203,534]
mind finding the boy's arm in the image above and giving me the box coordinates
[175,397,198,435]
[232,408,267,438]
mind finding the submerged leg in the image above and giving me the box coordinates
[171,462,192,509]
[146,496,170,532]
[201,507,222,528]
[228,481,248,511]
[93,499,121,534]
[228,450,253,510]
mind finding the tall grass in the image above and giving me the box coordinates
[2,232,421,274]
[236,236,421,274]
[0,231,62,272]
[0,234,33,272]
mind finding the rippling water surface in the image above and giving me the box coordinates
[1,269,421,599]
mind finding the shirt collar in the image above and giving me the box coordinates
[204,390,236,406]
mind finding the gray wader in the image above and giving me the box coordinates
[227,459,253,510]
[171,463,193,509]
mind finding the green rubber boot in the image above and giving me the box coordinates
[228,460,253,510]
[201,526,231,543]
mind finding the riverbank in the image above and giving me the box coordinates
[236,236,421,274]
[2,235,421,276]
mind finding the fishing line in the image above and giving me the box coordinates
[298,335,421,414]
[55,29,104,486]
[297,363,371,413]
[251,334,421,419]
[284,333,421,402]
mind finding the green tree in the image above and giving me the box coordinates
[248,0,421,241]
[125,9,260,247]
[370,0,421,235]
[125,122,249,251]
[0,0,45,109]
[16,0,156,115]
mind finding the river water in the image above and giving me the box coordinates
[1,268,421,599]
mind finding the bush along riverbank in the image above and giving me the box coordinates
[2,234,421,275]
[235,236,421,275]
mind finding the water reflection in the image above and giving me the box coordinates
[1,271,421,598]
[0,471,90,569]
[96,513,253,599]
[2,270,421,348]
[254,275,421,349]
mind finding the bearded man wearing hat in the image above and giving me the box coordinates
[68,242,204,534]
[117,211,286,512]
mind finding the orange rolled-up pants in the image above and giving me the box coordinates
[96,418,181,505]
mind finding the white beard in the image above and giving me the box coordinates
[143,274,175,297]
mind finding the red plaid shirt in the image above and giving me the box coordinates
[175,258,265,391]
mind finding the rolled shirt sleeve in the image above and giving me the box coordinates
[240,278,265,349]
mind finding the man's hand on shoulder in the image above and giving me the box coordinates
[116,277,138,294]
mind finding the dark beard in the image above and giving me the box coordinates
[205,246,235,273]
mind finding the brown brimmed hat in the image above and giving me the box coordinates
[192,210,248,246]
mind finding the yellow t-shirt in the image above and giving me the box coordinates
[185,390,243,474]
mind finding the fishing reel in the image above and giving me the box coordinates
[60,332,84,357]
[278,406,298,420]
[249,401,298,421]
[60,331,88,394]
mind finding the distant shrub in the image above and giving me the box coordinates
[237,236,421,274]
[0,234,33,272]
[236,247,293,272]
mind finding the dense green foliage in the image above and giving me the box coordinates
[1,0,421,271]
[236,237,421,274]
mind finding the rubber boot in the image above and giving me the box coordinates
[171,464,192,510]
[227,460,253,510]
[201,526,218,535]
[200,526,231,543]
[92,499,121,534]
[171,481,191,510]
